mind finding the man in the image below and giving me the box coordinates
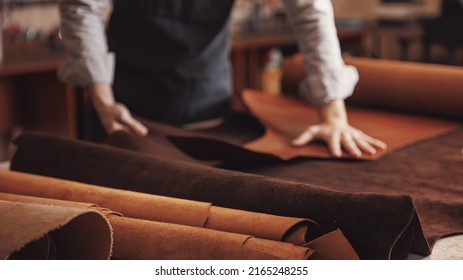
[58,0,386,158]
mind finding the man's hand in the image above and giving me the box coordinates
[292,99,386,158]
[90,84,148,136]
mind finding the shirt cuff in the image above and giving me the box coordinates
[298,64,359,106]
[58,52,115,87]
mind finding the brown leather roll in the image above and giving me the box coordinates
[283,55,463,120]
[0,170,320,245]
[0,192,314,260]
[0,196,112,260]
[109,216,313,260]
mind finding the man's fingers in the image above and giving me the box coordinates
[361,132,387,150]
[352,132,376,155]
[120,115,148,136]
[341,134,362,158]
[106,121,127,134]
[290,123,386,159]
[292,128,317,146]
[327,132,342,158]
[113,103,148,136]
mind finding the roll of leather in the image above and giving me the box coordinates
[10,132,429,259]
[0,196,112,260]
[109,216,313,260]
[283,55,463,120]
[0,170,321,245]
[0,192,315,260]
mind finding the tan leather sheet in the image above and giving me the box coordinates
[0,196,112,260]
[0,170,319,245]
[0,191,317,260]
[241,89,460,160]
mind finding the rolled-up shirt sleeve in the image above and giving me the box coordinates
[283,0,359,106]
[58,0,114,86]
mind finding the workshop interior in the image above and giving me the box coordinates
[0,0,462,260]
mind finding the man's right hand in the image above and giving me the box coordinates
[89,84,148,136]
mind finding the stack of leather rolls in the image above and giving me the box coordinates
[0,170,358,260]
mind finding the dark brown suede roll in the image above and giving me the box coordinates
[11,132,430,259]
[240,128,463,253]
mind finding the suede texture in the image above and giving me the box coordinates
[1,191,316,260]
[11,133,429,259]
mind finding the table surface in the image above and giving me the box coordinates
[409,235,463,260]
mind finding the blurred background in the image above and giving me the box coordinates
[1,0,461,64]
[1,0,462,161]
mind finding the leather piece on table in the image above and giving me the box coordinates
[168,134,280,165]
[240,128,463,252]
[104,115,273,166]
[10,133,429,259]
[283,55,463,120]
[109,216,313,260]
[305,229,359,260]
[104,130,200,164]
[0,197,112,260]
[0,191,314,260]
[171,89,460,161]
[143,113,265,145]
[0,170,320,245]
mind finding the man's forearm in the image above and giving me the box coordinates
[89,84,116,111]
[319,99,348,125]
[282,0,358,106]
